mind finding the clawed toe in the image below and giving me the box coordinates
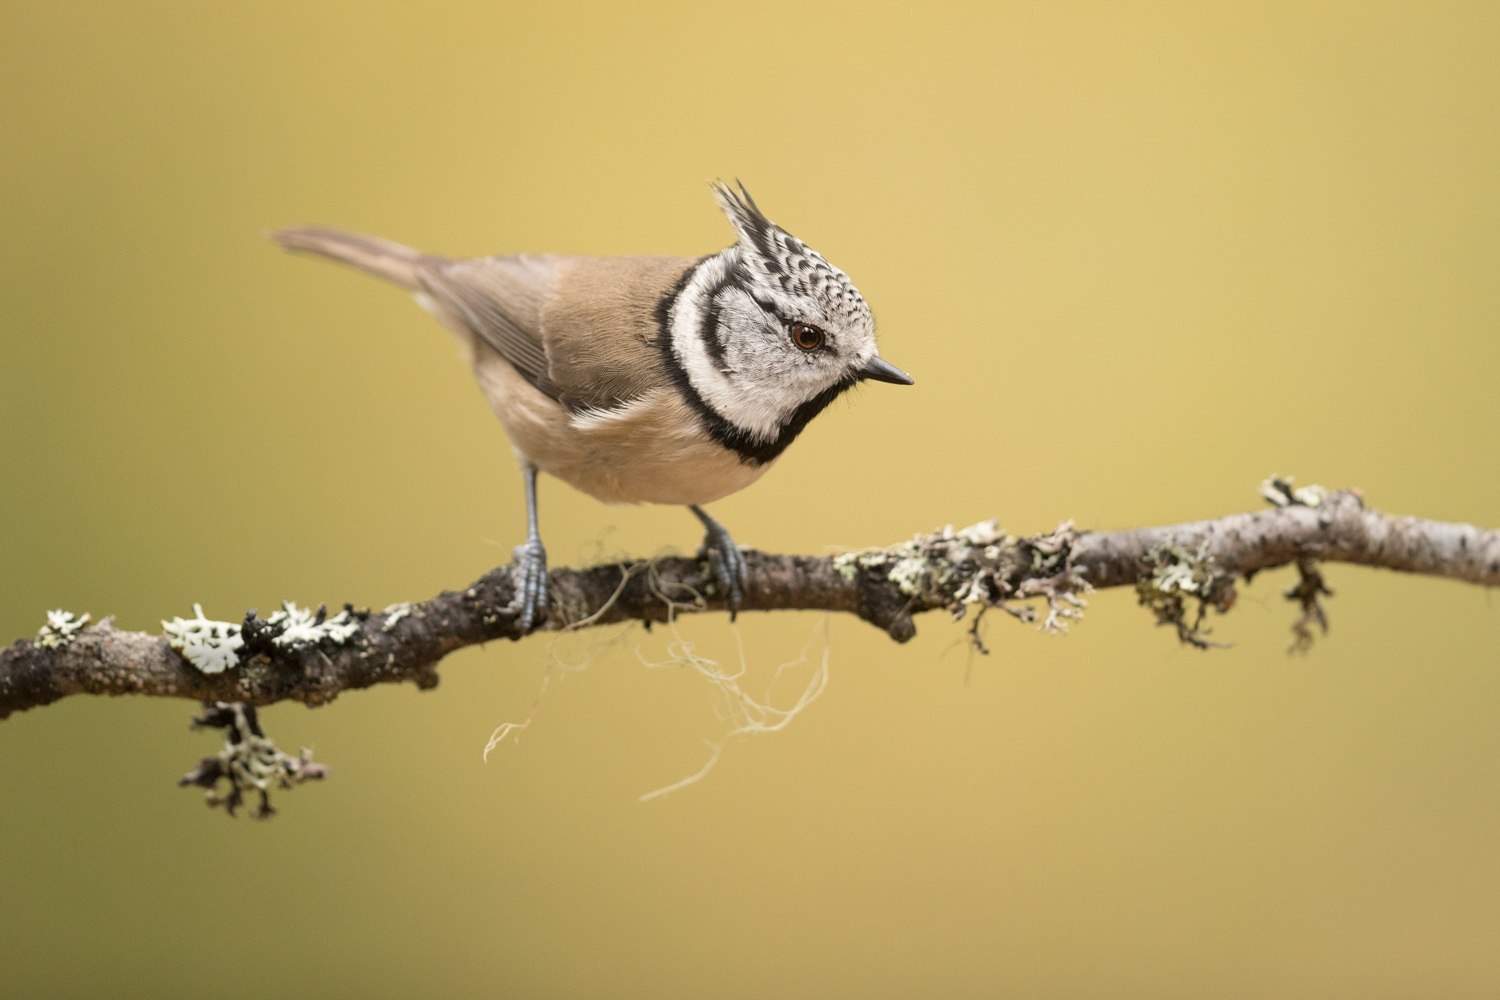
[703,538,745,617]
[691,507,747,619]
[508,539,548,634]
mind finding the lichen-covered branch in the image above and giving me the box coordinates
[2,486,1496,721]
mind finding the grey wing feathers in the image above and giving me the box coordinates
[419,255,562,396]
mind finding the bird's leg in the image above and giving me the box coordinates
[508,463,548,633]
[689,504,747,619]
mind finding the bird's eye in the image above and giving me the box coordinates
[789,323,824,351]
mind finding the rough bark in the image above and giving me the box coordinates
[2,489,1495,721]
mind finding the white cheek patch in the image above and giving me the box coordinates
[669,255,787,441]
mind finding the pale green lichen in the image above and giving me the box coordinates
[267,601,360,648]
[833,546,902,581]
[1260,475,1327,508]
[887,555,939,595]
[1135,537,1235,648]
[1149,541,1211,596]
[163,604,244,674]
[1006,520,1090,635]
[37,610,90,649]
[836,520,1006,596]
[833,518,1090,648]
[181,702,327,819]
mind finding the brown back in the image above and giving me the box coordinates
[422,253,696,411]
[540,255,697,411]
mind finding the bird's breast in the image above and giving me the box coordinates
[472,342,773,506]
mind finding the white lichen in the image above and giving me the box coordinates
[956,518,1004,547]
[37,610,91,649]
[381,602,412,633]
[162,604,243,674]
[267,601,360,648]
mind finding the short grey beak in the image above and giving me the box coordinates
[858,356,915,385]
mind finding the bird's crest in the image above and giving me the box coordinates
[708,179,871,333]
[709,179,778,254]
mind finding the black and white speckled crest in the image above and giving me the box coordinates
[709,181,874,336]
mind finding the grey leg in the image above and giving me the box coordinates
[689,504,747,618]
[508,463,548,633]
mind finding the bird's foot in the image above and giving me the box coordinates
[507,537,548,634]
[694,515,747,619]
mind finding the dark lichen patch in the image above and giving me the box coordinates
[1284,558,1333,654]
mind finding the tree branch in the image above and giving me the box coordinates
[3,487,1496,721]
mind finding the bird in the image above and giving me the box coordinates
[271,181,913,633]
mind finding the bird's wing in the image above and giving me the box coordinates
[538,255,699,411]
[418,253,565,399]
[423,253,699,412]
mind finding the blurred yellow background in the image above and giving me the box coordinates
[3,2,1499,996]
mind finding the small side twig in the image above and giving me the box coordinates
[1286,558,1333,654]
[178,701,328,819]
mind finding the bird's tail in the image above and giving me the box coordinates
[268,227,429,291]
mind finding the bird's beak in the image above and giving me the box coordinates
[858,356,915,385]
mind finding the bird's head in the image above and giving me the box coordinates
[664,181,912,465]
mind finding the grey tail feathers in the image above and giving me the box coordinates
[268,227,433,291]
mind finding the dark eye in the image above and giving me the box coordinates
[789,323,824,351]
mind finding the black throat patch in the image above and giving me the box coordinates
[656,258,856,467]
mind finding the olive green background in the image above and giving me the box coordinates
[3,2,1498,997]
